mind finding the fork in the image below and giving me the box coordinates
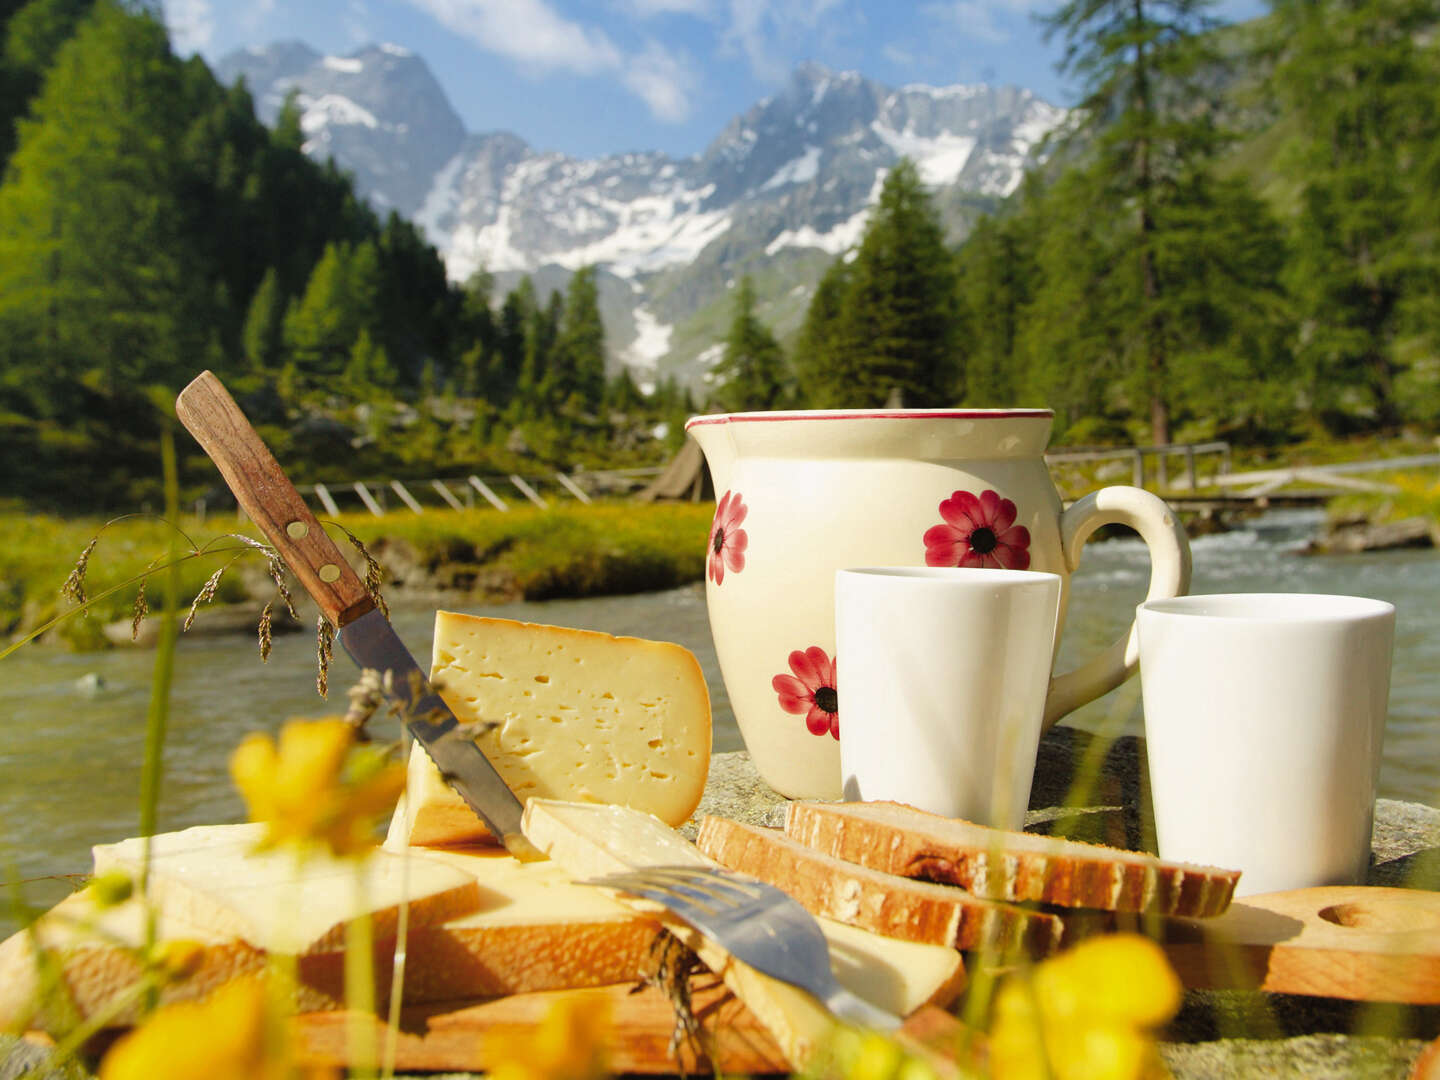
[586,865,902,1031]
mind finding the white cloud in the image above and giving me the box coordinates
[402,0,694,122]
[721,0,852,84]
[403,0,622,73]
[620,0,713,15]
[165,0,215,52]
[622,40,697,122]
[921,0,1039,45]
[882,42,916,67]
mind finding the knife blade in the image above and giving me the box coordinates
[175,369,541,860]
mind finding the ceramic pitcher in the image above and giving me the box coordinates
[687,408,1193,801]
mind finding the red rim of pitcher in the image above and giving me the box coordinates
[685,408,1053,430]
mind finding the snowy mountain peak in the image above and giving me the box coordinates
[215,49,1063,384]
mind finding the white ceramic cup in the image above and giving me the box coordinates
[1137,593,1395,897]
[835,566,1062,828]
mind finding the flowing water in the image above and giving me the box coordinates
[2,507,1437,929]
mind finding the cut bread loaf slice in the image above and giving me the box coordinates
[785,801,1240,917]
[394,613,711,847]
[92,823,481,954]
[521,798,966,1070]
[696,816,1063,956]
[397,846,662,1000]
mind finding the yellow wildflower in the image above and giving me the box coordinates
[989,933,1181,1080]
[231,717,406,856]
[484,992,611,1080]
[99,977,333,1080]
[808,1025,945,1080]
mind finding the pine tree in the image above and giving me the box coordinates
[831,161,959,407]
[954,211,1038,407]
[1042,0,1290,449]
[792,162,958,408]
[0,0,96,168]
[552,266,607,409]
[792,259,851,407]
[241,267,285,370]
[0,0,207,409]
[281,242,357,375]
[710,275,788,411]
[1269,0,1437,431]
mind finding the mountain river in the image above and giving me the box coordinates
[2,507,1436,932]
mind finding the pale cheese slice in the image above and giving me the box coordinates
[0,886,354,1034]
[398,847,661,1000]
[91,823,480,955]
[521,799,966,1069]
[395,613,711,846]
[0,887,261,1032]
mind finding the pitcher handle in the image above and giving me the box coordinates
[1043,486,1192,728]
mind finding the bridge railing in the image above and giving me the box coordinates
[1046,441,1231,492]
[194,466,665,521]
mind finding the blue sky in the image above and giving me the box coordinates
[164,0,1266,160]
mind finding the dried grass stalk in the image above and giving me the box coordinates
[335,524,388,618]
[61,538,99,606]
[257,601,274,662]
[639,931,711,1077]
[266,555,299,621]
[130,581,149,641]
[316,615,335,698]
[183,565,227,632]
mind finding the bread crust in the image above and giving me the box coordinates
[784,801,1239,917]
[696,816,1063,955]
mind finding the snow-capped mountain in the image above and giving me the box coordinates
[215,41,466,217]
[216,47,1063,386]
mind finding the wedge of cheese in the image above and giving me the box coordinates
[92,823,480,954]
[521,799,966,1070]
[0,887,261,1032]
[398,846,662,1000]
[393,613,711,847]
[0,887,359,1034]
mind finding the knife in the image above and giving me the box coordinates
[175,370,541,860]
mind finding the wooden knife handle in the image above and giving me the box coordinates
[175,370,375,626]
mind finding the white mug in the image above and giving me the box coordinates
[835,566,1062,828]
[1137,593,1395,896]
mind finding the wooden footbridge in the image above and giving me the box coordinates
[196,442,1438,520]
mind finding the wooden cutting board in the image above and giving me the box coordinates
[291,979,966,1074]
[1161,885,1440,1002]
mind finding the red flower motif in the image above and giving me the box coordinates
[772,646,839,740]
[707,490,749,585]
[923,489,1031,570]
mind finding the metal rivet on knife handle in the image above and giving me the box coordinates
[287,521,309,539]
[319,564,342,583]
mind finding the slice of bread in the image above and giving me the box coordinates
[696,816,1063,956]
[785,801,1239,917]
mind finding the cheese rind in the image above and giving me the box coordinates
[399,846,661,1000]
[0,888,356,1034]
[399,613,711,846]
[92,823,480,954]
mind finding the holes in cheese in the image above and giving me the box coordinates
[392,612,711,847]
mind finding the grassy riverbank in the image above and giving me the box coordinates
[0,502,715,649]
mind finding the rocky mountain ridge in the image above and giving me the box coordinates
[216,46,1064,388]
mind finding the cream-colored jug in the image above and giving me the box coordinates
[687,409,1192,801]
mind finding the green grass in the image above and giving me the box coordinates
[0,501,715,650]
